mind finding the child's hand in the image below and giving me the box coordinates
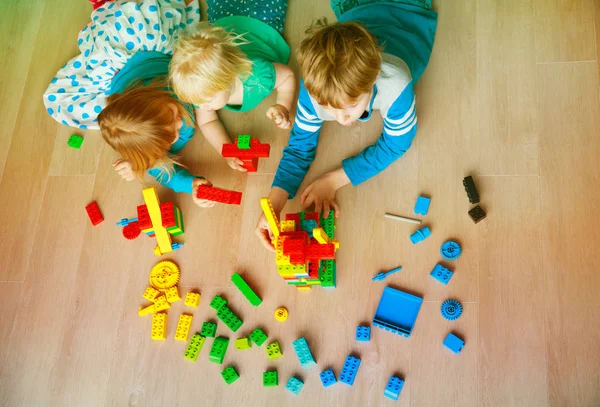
[266,104,292,130]
[113,158,136,181]
[300,173,342,220]
[226,157,248,172]
[255,212,277,252]
[192,178,216,208]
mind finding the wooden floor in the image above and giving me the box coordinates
[1,0,600,406]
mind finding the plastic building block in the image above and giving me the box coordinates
[138,304,155,316]
[221,366,240,384]
[410,226,431,244]
[200,321,217,338]
[339,355,361,386]
[222,139,270,159]
[85,202,104,226]
[274,307,288,321]
[196,185,242,205]
[372,267,402,282]
[184,292,200,308]
[142,187,173,255]
[300,219,318,235]
[443,332,465,354]
[174,314,193,341]
[249,328,268,346]
[209,336,229,364]
[373,287,423,337]
[184,333,206,361]
[462,175,480,204]
[149,261,180,289]
[319,259,337,288]
[263,370,278,387]
[291,337,316,369]
[240,157,259,172]
[266,341,283,359]
[237,134,251,149]
[320,369,337,387]
[68,133,84,149]
[414,195,431,216]
[116,217,138,227]
[280,220,296,232]
[384,376,405,400]
[231,273,262,306]
[143,286,160,302]
[430,264,454,285]
[356,326,371,342]
[136,205,153,232]
[153,295,171,312]
[216,305,243,332]
[260,198,280,238]
[122,222,141,240]
[151,312,167,340]
[165,286,181,303]
[171,242,184,251]
[285,376,304,395]
[468,205,486,223]
[441,241,462,260]
[441,299,463,321]
[209,294,228,311]
[235,337,251,350]
[312,227,330,244]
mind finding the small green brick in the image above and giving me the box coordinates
[221,366,240,384]
[210,295,228,311]
[231,272,262,306]
[263,370,278,387]
[216,305,243,332]
[266,341,283,360]
[319,260,336,288]
[200,322,217,337]
[235,337,251,350]
[209,336,229,364]
[67,134,83,149]
[237,134,251,149]
[249,328,268,346]
[184,334,206,362]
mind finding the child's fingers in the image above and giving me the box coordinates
[314,199,323,215]
[300,185,312,204]
[331,201,341,218]
[323,201,331,219]
[255,227,276,252]
[114,162,129,171]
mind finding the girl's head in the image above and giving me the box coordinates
[170,23,252,110]
[298,20,382,126]
[98,84,191,178]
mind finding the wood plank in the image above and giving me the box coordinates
[477,0,538,175]
[477,176,548,406]
[534,0,596,62]
[0,282,23,372]
[595,0,600,77]
[0,176,94,407]
[538,62,600,406]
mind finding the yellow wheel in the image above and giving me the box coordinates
[274,307,288,322]
[150,261,180,290]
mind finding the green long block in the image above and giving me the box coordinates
[319,260,336,288]
[249,327,268,346]
[231,273,262,306]
[209,336,229,364]
[221,366,240,384]
[184,334,206,362]
[320,211,335,239]
[216,305,243,332]
[210,294,228,311]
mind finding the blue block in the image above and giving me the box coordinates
[300,219,318,236]
[441,299,463,321]
[356,325,371,341]
[373,287,423,338]
[384,376,405,400]
[339,355,361,386]
[320,368,337,387]
[443,332,465,354]
[285,376,304,395]
[410,227,431,244]
[292,337,316,369]
[414,196,431,216]
[430,264,453,285]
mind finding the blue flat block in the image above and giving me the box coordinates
[285,376,304,395]
[430,264,453,285]
[339,355,361,386]
[414,196,431,216]
[373,287,423,338]
[410,227,431,244]
[356,325,371,342]
[320,368,337,387]
[384,376,405,401]
[443,333,465,354]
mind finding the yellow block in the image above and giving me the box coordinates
[165,286,181,304]
[174,314,193,341]
[260,197,280,238]
[143,286,160,302]
[138,304,155,316]
[184,292,200,308]
[153,294,171,312]
[312,227,330,244]
[280,220,296,232]
[142,187,173,255]
[151,312,167,340]
[332,239,340,250]
[296,286,311,291]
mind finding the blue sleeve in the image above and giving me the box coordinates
[272,82,324,199]
[342,82,417,186]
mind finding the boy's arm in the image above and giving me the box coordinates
[147,166,201,194]
[272,63,296,113]
[341,83,417,185]
[196,108,246,172]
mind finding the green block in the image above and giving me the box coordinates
[184,334,206,362]
[319,260,336,288]
[217,305,243,332]
[175,205,184,234]
[237,134,251,149]
[67,134,83,149]
[200,322,217,337]
[221,366,240,384]
[209,336,229,364]
[231,272,262,306]
[235,337,251,350]
[249,328,268,346]
[210,294,228,311]
[266,341,282,359]
[263,370,278,387]
[320,211,336,239]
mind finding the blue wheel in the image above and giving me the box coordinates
[441,240,461,260]
[441,299,463,321]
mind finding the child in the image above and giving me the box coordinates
[169,0,295,172]
[255,0,437,250]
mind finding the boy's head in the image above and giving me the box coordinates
[170,23,252,110]
[298,20,382,125]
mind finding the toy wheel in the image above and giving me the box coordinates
[122,222,141,240]
[274,307,288,322]
[441,299,463,321]
[441,241,462,260]
[150,261,180,289]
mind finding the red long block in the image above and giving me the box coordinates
[137,205,152,230]
[85,202,104,226]
[221,142,270,159]
[285,213,301,223]
[196,185,242,205]
[305,243,336,260]
[280,231,310,240]
[282,239,306,256]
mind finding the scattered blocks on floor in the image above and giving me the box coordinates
[414,195,431,215]
[441,240,462,260]
[468,205,486,223]
[209,294,228,311]
[200,321,217,338]
[68,133,83,149]
[356,325,371,342]
[165,286,181,304]
[266,341,282,359]
[153,295,171,312]
[151,312,167,340]
[216,305,243,332]
[221,366,240,384]
[292,337,316,369]
[285,376,304,395]
[462,175,480,204]
[249,328,268,346]
[235,337,251,350]
[209,336,229,364]
[184,292,200,307]
[184,334,205,362]
[441,299,463,321]
[430,264,454,285]
[174,314,193,341]
[263,370,278,387]
[410,226,431,244]
[274,307,288,321]
[339,355,361,386]
[231,272,262,306]
[320,368,337,387]
[142,286,160,302]
[443,332,465,354]
[85,201,104,226]
[384,376,405,401]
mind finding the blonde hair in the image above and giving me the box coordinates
[98,82,191,179]
[170,22,253,104]
[297,20,382,109]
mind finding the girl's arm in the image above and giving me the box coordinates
[196,108,246,172]
[266,63,297,129]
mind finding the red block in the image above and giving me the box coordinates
[304,212,320,221]
[137,205,152,230]
[241,158,258,172]
[280,231,310,241]
[221,142,270,159]
[160,202,176,228]
[289,253,307,264]
[308,261,319,278]
[85,202,104,226]
[282,239,306,256]
[305,243,336,260]
[122,222,141,240]
[285,213,301,223]
[196,185,242,205]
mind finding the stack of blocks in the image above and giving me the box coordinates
[260,197,339,290]
[221,135,270,172]
[292,337,316,369]
[339,355,361,386]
